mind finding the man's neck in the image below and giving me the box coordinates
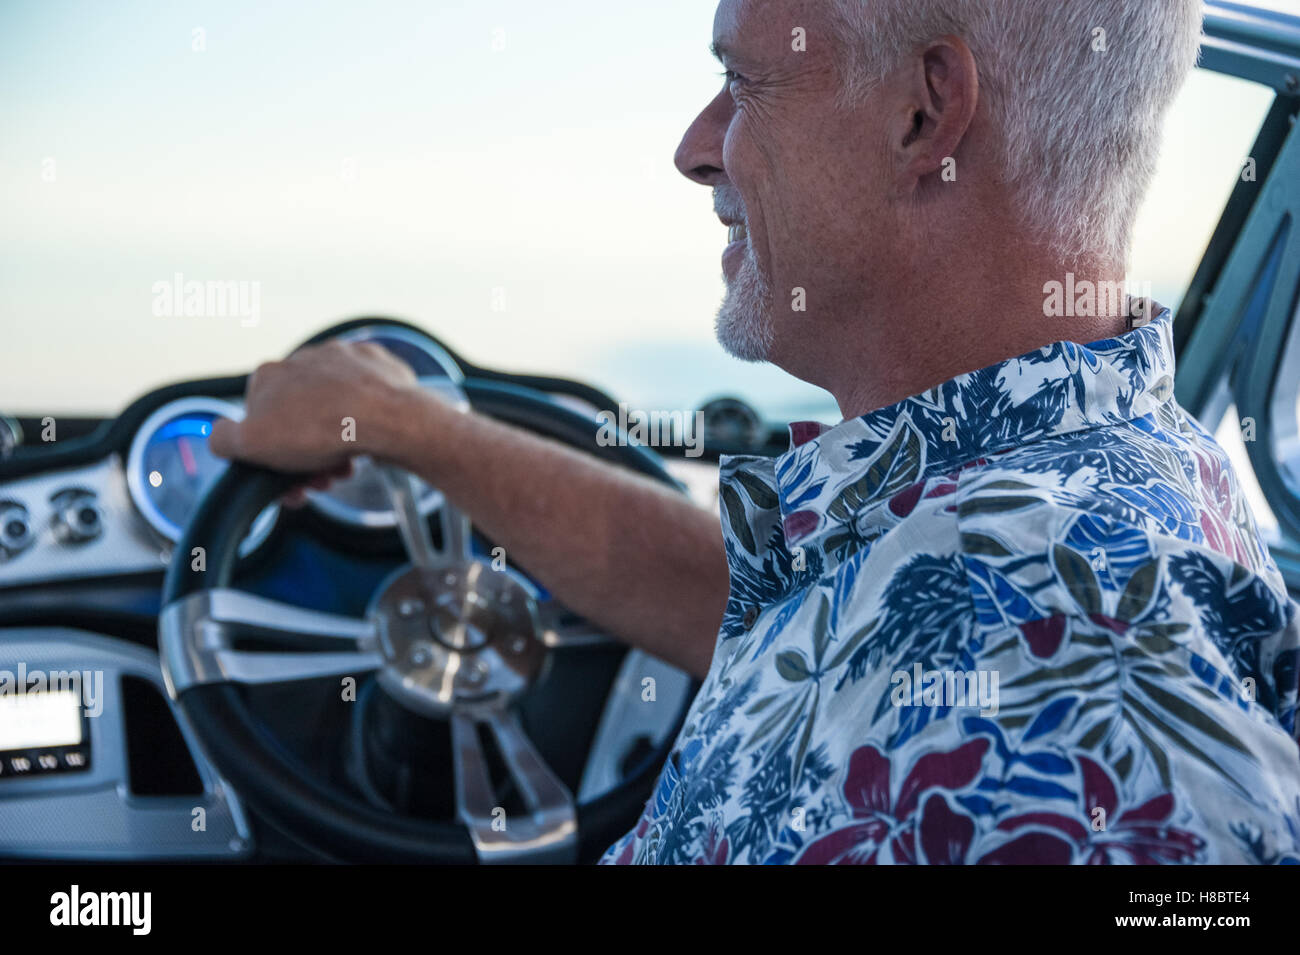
[819,250,1132,422]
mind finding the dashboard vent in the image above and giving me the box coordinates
[121,675,203,796]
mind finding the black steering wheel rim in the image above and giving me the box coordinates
[161,378,690,863]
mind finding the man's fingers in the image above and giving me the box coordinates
[208,418,241,460]
[283,460,354,508]
[282,486,309,509]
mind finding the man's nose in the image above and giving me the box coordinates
[674,89,731,186]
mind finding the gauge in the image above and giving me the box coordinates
[126,397,277,555]
[334,324,464,382]
[306,325,467,530]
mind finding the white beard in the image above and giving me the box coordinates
[716,242,774,363]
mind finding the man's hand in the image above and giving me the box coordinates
[209,335,728,678]
[209,340,421,474]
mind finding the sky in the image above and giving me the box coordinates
[0,0,1284,422]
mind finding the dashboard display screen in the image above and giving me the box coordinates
[0,690,83,752]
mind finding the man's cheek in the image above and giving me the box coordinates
[723,115,781,180]
[721,121,749,179]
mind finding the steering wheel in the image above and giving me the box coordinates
[159,375,689,863]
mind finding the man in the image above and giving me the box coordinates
[211,0,1300,864]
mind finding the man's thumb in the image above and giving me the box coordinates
[208,418,242,460]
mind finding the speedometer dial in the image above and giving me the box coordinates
[127,397,277,554]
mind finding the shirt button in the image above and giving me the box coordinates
[743,606,761,630]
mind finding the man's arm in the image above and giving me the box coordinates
[209,341,728,678]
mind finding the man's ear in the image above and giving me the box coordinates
[893,35,979,186]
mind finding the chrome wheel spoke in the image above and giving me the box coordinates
[382,464,474,566]
[451,710,576,864]
[160,589,381,693]
[440,502,473,562]
[381,467,441,569]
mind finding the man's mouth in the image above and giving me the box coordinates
[728,223,748,244]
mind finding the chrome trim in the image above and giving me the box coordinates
[159,589,380,696]
[451,710,577,864]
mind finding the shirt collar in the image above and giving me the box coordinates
[722,306,1177,554]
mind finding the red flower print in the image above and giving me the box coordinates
[796,740,989,864]
[1019,615,1068,657]
[693,816,731,865]
[888,481,926,519]
[978,757,1205,864]
[1194,449,1249,565]
[784,510,820,542]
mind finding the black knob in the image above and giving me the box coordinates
[0,504,34,556]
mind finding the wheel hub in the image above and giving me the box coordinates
[368,561,546,717]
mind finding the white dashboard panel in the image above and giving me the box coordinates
[0,457,169,590]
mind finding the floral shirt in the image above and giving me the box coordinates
[602,307,1300,865]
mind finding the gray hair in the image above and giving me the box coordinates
[830,0,1204,264]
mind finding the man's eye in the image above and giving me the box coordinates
[720,70,746,86]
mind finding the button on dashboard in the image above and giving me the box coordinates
[0,502,34,557]
[51,489,103,544]
[0,748,91,778]
[7,755,32,774]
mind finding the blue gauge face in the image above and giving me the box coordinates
[139,413,227,536]
[129,399,278,553]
